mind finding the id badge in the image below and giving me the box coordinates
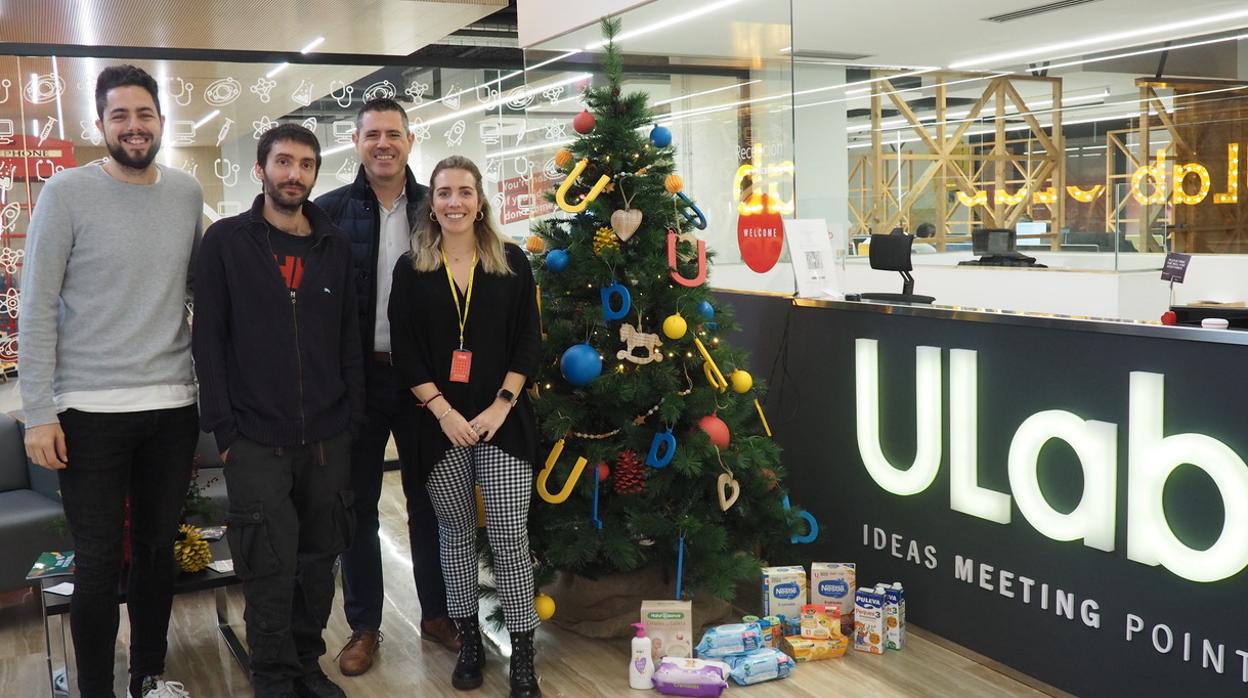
[449,349,473,383]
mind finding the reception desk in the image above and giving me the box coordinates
[715,291,1248,696]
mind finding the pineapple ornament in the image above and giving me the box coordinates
[593,226,620,255]
[613,449,646,494]
[174,524,212,573]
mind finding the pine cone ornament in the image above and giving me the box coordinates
[593,227,620,255]
[174,524,212,573]
[613,449,646,494]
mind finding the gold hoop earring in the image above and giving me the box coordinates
[475,211,484,221]
[429,211,437,221]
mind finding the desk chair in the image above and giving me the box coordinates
[859,233,935,304]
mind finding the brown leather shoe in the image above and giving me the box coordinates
[421,616,463,652]
[337,629,382,676]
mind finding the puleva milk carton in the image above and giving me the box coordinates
[640,600,693,661]
[853,586,885,655]
[884,582,906,650]
[761,566,807,620]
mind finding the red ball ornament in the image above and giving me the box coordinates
[1160,310,1178,326]
[572,109,597,134]
[596,462,610,482]
[697,414,731,449]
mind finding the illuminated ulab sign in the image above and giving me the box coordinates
[855,338,1248,584]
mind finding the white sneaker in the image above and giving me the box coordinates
[142,679,191,697]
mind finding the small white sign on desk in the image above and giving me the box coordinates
[784,219,843,299]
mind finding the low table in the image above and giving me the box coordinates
[37,538,247,696]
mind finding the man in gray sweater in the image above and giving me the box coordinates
[20,65,203,698]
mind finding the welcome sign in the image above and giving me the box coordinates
[717,293,1248,696]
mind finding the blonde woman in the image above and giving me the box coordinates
[388,155,542,698]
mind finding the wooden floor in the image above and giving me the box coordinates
[0,469,1059,697]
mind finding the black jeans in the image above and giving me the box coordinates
[223,431,353,696]
[340,360,448,631]
[57,405,199,698]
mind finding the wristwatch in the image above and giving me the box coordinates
[497,389,517,405]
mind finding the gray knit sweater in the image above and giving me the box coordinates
[19,164,203,426]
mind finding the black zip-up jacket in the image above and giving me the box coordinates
[313,165,428,357]
[193,193,365,452]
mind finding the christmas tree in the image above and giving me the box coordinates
[518,18,800,608]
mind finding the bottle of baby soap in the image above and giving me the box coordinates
[630,623,654,689]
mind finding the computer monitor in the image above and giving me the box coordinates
[972,228,1016,256]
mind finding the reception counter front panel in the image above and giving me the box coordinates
[718,293,1248,695]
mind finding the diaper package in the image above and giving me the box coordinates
[722,648,795,685]
[741,616,778,648]
[694,622,764,658]
[652,656,730,697]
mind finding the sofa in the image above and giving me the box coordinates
[0,413,73,591]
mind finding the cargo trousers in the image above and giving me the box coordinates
[222,431,354,696]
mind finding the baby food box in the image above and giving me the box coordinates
[761,566,807,620]
[853,587,885,655]
[641,600,693,661]
[810,562,856,618]
[799,604,840,640]
[780,634,849,662]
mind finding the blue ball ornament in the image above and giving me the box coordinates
[560,343,602,387]
[697,300,715,321]
[546,249,569,272]
[650,125,672,148]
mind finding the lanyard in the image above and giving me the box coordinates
[441,250,477,350]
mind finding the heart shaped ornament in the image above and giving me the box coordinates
[611,208,643,241]
[716,472,741,512]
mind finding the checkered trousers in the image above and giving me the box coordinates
[425,442,540,633]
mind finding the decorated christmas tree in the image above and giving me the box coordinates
[515,18,802,613]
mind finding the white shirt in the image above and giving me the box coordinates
[374,192,409,352]
[56,384,197,413]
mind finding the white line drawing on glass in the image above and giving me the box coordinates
[79,120,102,146]
[513,156,533,183]
[36,117,56,146]
[23,74,65,104]
[204,77,242,107]
[0,79,10,104]
[180,158,199,177]
[0,164,15,193]
[1,287,20,320]
[172,78,194,107]
[541,85,564,102]
[476,83,500,105]
[515,193,534,215]
[411,118,431,144]
[216,201,241,217]
[252,116,277,139]
[249,166,262,184]
[0,202,20,234]
[332,120,354,145]
[482,158,501,182]
[505,87,534,111]
[543,119,566,141]
[0,334,17,362]
[444,85,462,110]
[478,121,501,146]
[0,247,24,274]
[291,79,314,107]
[543,156,563,181]
[489,191,504,213]
[405,81,430,103]
[335,158,358,184]
[363,80,397,102]
[34,160,62,182]
[170,120,196,146]
[214,158,240,187]
[444,120,466,147]
[301,116,318,131]
[329,81,354,109]
[216,117,234,146]
[0,120,12,146]
[250,77,277,104]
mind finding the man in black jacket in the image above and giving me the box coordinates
[194,123,363,698]
[315,98,458,676]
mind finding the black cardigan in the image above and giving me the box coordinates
[388,243,540,475]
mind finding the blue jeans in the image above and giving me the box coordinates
[340,360,448,631]
[57,405,199,698]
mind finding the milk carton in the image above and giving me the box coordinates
[852,586,885,655]
[884,582,906,650]
[761,566,807,620]
[811,562,855,635]
[640,600,692,661]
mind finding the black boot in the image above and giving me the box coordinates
[452,616,485,690]
[509,630,541,698]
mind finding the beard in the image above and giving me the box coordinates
[105,130,161,170]
[262,176,310,213]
